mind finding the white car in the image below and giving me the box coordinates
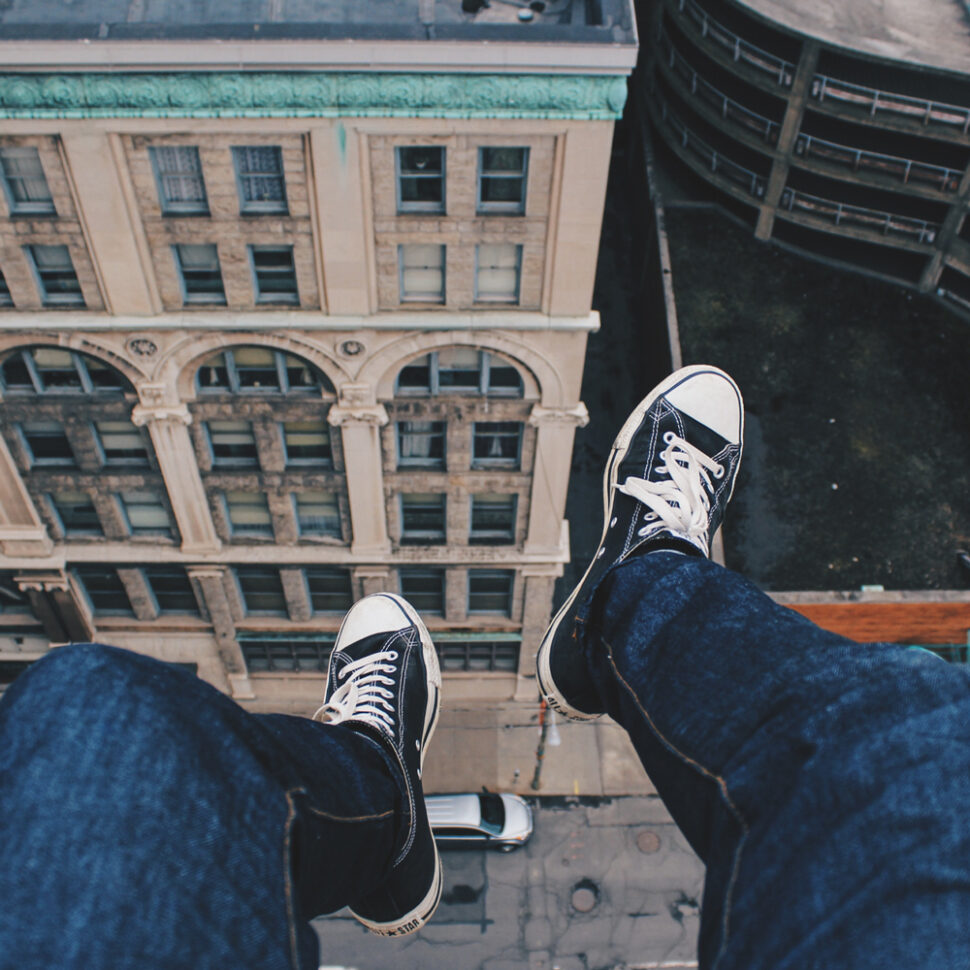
[426,792,534,851]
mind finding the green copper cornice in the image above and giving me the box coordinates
[0,72,628,119]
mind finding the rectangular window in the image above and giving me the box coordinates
[478,147,529,214]
[0,269,13,307]
[294,490,341,537]
[223,490,274,537]
[395,350,523,397]
[399,244,445,303]
[475,244,522,304]
[305,567,353,614]
[234,566,287,615]
[397,421,446,468]
[468,569,515,616]
[0,146,55,215]
[400,493,446,544]
[472,422,522,468]
[118,489,173,537]
[175,243,225,305]
[19,421,74,465]
[49,490,102,535]
[74,566,133,615]
[400,568,445,616]
[232,146,287,214]
[94,420,149,465]
[282,419,331,466]
[396,146,445,214]
[240,635,336,673]
[150,146,208,215]
[436,637,520,672]
[470,493,517,544]
[143,566,199,615]
[250,245,298,304]
[206,420,259,466]
[26,245,84,307]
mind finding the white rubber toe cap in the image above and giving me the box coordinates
[665,368,743,444]
[337,593,413,646]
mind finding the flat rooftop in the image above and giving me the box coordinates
[738,0,970,76]
[0,0,636,45]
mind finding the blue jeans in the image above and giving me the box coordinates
[3,553,970,969]
[581,552,970,969]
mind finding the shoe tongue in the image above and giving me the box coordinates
[676,407,732,458]
[336,631,404,664]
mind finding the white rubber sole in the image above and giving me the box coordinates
[343,593,443,937]
[536,365,743,721]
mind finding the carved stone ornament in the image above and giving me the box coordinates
[130,401,192,427]
[528,402,591,428]
[327,403,389,428]
[127,337,158,358]
[339,339,365,358]
[0,72,627,121]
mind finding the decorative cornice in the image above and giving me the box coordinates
[0,71,627,120]
[528,402,590,427]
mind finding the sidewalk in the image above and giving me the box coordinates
[423,701,655,797]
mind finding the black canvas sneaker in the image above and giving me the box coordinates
[313,593,442,936]
[536,364,744,721]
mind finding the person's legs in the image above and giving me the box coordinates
[0,594,441,969]
[538,365,970,969]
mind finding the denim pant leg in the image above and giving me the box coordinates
[0,643,406,970]
[583,552,970,970]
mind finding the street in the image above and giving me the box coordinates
[315,796,704,970]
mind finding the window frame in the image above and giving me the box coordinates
[281,418,332,467]
[476,146,530,216]
[248,244,299,305]
[399,567,445,616]
[73,566,134,617]
[435,634,521,673]
[1,348,126,395]
[232,146,288,215]
[116,489,174,538]
[24,244,85,307]
[233,566,289,616]
[398,243,446,304]
[304,567,354,615]
[399,492,447,544]
[142,565,200,616]
[173,243,226,306]
[204,419,260,467]
[474,243,523,305]
[239,633,337,673]
[47,490,103,537]
[149,145,209,216]
[17,420,75,467]
[470,493,518,544]
[471,422,523,470]
[0,146,56,216]
[395,145,446,215]
[221,490,275,538]
[396,420,447,469]
[196,348,329,396]
[292,490,342,539]
[92,419,150,467]
[395,350,523,398]
[467,569,515,617]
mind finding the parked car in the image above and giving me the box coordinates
[427,792,534,851]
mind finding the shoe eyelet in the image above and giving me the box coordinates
[596,548,605,558]
[609,517,617,528]
[714,465,725,479]
[663,431,675,444]
[387,651,398,660]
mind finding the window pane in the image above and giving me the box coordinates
[207,420,258,465]
[1,351,33,389]
[435,638,520,673]
[0,147,55,214]
[241,636,336,672]
[478,147,529,213]
[468,570,514,615]
[437,347,480,390]
[251,245,298,304]
[470,493,517,543]
[96,420,149,464]
[472,422,522,467]
[397,146,445,212]
[224,490,273,535]
[144,566,198,615]
[120,490,172,535]
[74,566,132,615]
[400,568,445,615]
[295,490,340,537]
[20,421,74,464]
[400,244,445,302]
[28,245,84,306]
[283,420,331,464]
[50,490,101,535]
[31,347,82,390]
[305,567,353,613]
[401,493,446,543]
[396,353,432,393]
[476,244,521,303]
[233,347,281,390]
[176,243,225,304]
[151,146,208,213]
[235,566,287,614]
[397,421,446,468]
[233,146,287,213]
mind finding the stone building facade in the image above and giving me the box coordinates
[0,2,638,714]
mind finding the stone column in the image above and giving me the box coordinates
[131,385,221,556]
[524,403,589,557]
[328,385,390,558]
[515,566,561,702]
[353,566,393,599]
[186,565,254,700]
[16,570,94,644]
[0,433,53,558]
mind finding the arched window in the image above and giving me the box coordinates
[196,346,334,395]
[0,347,129,394]
[395,348,523,397]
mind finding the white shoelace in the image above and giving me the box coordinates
[312,650,399,738]
[615,431,724,555]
